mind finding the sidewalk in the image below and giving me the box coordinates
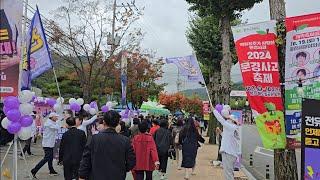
[1,139,249,180]
[169,140,248,180]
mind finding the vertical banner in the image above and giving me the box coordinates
[301,99,320,179]
[232,20,286,149]
[21,7,53,90]
[0,0,23,99]
[285,13,320,148]
[202,101,210,120]
[121,51,128,106]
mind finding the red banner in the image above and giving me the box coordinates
[232,21,286,149]
[232,21,283,113]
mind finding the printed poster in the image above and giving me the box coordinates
[202,101,210,120]
[232,20,286,149]
[0,0,23,99]
[285,13,320,148]
[301,99,320,180]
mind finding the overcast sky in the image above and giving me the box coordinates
[29,0,320,93]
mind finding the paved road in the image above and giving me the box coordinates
[241,124,301,180]
[1,138,246,180]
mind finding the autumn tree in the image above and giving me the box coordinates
[46,0,142,101]
[183,96,203,116]
[111,50,165,109]
[159,92,186,112]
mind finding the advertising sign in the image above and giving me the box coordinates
[285,13,320,148]
[301,99,320,180]
[0,0,22,99]
[232,21,286,149]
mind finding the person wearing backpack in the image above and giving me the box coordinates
[154,119,172,180]
[172,119,184,170]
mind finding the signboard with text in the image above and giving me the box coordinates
[232,21,286,149]
[285,13,320,148]
[202,101,210,120]
[301,99,320,179]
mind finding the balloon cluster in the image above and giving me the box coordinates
[68,98,84,112]
[215,104,231,118]
[83,101,98,115]
[101,101,113,113]
[1,90,35,140]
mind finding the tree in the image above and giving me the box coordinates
[269,0,298,179]
[185,0,263,104]
[159,92,186,112]
[111,51,165,109]
[46,0,142,101]
[186,15,240,143]
[183,95,203,116]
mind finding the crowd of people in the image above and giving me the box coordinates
[0,104,241,180]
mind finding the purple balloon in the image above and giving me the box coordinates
[90,101,97,108]
[47,98,56,106]
[7,122,21,134]
[70,103,81,112]
[20,115,33,127]
[125,109,129,114]
[215,104,223,114]
[3,106,9,115]
[122,113,129,119]
[6,109,21,122]
[31,95,36,102]
[101,105,109,112]
[4,96,20,109]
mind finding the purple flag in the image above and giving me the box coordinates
[21,7,53,90]
[166,55,204,81]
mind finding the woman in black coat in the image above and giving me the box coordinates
[179,118,205,180]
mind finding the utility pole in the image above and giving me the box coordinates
[107,0,136,54]
[269,0,298,180]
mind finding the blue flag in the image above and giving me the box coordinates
[21,7,53,90]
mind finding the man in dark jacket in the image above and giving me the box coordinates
[154,119,172,180]
[79,110,136,180]
[59,117,86,180]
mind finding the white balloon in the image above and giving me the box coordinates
[19,90,33,103]
[19,103,34,115]
[1,117,10,129]
[106,101,113,108]
[83,104,91,111]
[89,108,96,115]
[54,104,64,113]
[76,98,84,106]
[57,97,64,104]
[223,105,231,111]
[221,109,230,119]
[18,126,32,140]
[69,98,77,104]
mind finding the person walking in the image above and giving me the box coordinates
[78,110,136,180]
[213,106,240,180]
[130,118,140,138]
[132,121,160,180]
[119,121,130,137]
[58,117,86,180]
[149,119,160,136]
[154,120,172,180]
[172,119,183,170]
[179,118,205,180]
[76,113,97,136]
[31,112,62,178]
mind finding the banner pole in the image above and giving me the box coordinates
[192,53,215,111]
[52,67,62,99]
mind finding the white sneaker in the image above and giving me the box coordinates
[211,160,221,167]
